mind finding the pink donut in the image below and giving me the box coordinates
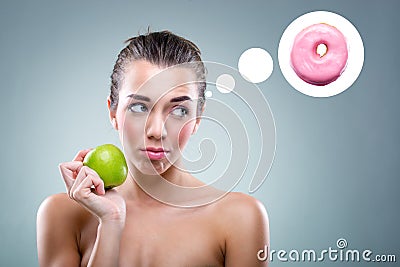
[290,23,348,86]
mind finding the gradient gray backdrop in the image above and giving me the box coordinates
[1,0,399,266]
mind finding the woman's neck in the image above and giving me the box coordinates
[116,163,204,206]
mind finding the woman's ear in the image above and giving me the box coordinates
[107,97,119,130]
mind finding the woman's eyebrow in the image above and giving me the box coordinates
[126,94,192,103]
[170,96,192,103]
[126,94,151,102]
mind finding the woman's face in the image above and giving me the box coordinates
[109,60,202,175]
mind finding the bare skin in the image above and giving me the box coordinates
[36,60,270,267]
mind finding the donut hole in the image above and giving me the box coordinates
[316,43,328,58]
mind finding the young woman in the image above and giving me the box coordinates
[37,30,269,267]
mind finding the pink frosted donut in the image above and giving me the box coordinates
[290,23,348,86]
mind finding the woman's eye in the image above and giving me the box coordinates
[128,103,148,113]
[171,106,189,117]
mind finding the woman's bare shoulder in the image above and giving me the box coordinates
[37,193,90,229]
[213,191,269,231]
[37,193,90,266]
[217,191,267,213]
[213,192,269,265]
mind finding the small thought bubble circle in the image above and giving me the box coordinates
[238,48,273,83]
[216,74,235,93]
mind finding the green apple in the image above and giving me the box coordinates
[83,144,128,189]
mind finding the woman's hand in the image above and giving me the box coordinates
[59,149,126,223]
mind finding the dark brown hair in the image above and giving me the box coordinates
[109,30,206,115]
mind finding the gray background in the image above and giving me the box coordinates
[1,0,399,266]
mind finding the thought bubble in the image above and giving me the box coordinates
[278,11,365,97]
[238,48,274,83]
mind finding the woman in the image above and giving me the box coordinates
[37,30,269,267]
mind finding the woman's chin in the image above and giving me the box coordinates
[135,161,171,176]
[127,154,182,176]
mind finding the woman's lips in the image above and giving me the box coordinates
[141,147,168,160]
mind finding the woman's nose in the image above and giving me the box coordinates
[145,112,167,140]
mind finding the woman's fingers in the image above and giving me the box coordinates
[73,148,92,162]
[59,148,93,193]
[73,173,105,200]
[59,161,83,191]
[78,166,105,196]
[58,149,125,221]
[70,166,105,199]
[59,152,126,222]
[68,167,115,220]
